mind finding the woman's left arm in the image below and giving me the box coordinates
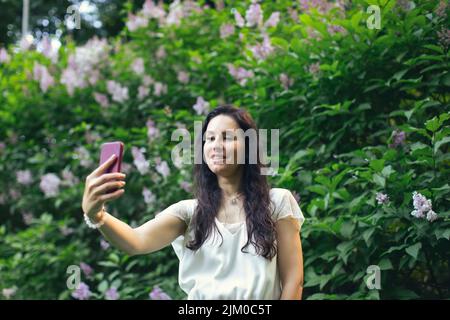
[276,217,304,300]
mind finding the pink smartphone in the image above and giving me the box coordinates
[99,141,124,174]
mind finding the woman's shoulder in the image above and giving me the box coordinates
[269,187,291,200]
[269,188,303,223]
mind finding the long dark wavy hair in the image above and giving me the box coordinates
[186,105,278,261]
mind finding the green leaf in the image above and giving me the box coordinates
[425,116,440,132]
[379,258,393,270]
[98,280,108,293]
[434,136,450,155]
[340,220,355,238]
[405,242,422,260]
[373,174,385,188]
[369,159,385,172]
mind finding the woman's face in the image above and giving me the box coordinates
[203,115,244,177]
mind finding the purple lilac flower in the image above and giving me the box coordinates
[279,73,294,90]
[179,181,192,193]
[193,96,210,115]
[376,192,390,205]
[105,287,120,300]
[389,130,406,148]
[264,12,280,28]
[72,282,92,300]
[249,34,274,61]
[226,64,255,86]
[94,92,109,108]
[156,160,170,178]
[245,1,263,28]
[79,262,93,277]
[60,225,74,236]
[142,187,156,205]
[131,147,150,175]
[411,191,438,222]
[39,173,61,197]
[149,285,172,300]
[220,23,235,39]
[232,8,245,28]
[0,48,11,63]
[146,118,160,140]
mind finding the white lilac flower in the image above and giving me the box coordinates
[22,212,34,225]
[100,239,110,250]
[131,58,145,75]
[308,62,320,75]
[149,285,172,300]
[72,282,91,300]
[138,85,150,100]
[75,146,93,168]
[39,173,61,197]
[126,12,149,31]
[153,82,168,96]
[16,170,33,185]
[426,210,438,222]
[146,119,160,140]
[142,187,156,205]
[61,37,108,95]
[106,80,129,103]
[165,0,184,26]
[376,192,389,205]
[33,62,55,93]
[131,147,150,175]
[142,0,166,19]
[177,70,190,84]
[61,168,80,187]
[156,46,166,60]
[2,286,18,299]
[39,36,59,63]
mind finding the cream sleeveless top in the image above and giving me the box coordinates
[155,188,305,300]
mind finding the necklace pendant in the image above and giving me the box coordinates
[231,198,237,205]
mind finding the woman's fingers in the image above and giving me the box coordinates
[98,188,125,202]
[89,172,126,190]
[92,180,126,197]
[90,154,117,178]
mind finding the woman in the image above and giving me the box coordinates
[81,105,305,300]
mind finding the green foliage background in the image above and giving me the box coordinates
[0,0,449,299]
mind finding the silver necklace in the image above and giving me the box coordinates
[223,192,244,224]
